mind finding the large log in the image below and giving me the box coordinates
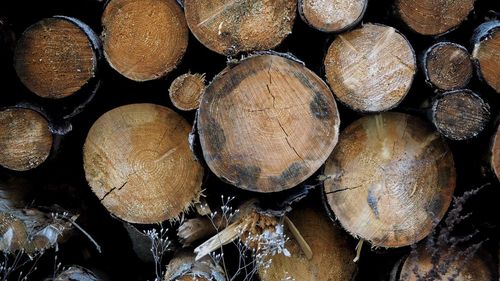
[323,112,456,248]
[324,23,416,112]
[471,20,500,93]
[183,0,296,56]
[298,0,367,33]
[83,103,203,224]
[13,16,100,99]
[198,54,340,193]
[101,0,188,81]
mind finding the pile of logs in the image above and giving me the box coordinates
[0,0,499,280]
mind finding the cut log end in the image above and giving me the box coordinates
[324,23,416,112]
[0,108,53,171]
[14,17,99,99]
[169,73,206,111]
[102,0,188,81]
[423,42,472,91]
[395,0,475,36]
[324,112,456,248]
[83,104,203,224]
[164,251,225,281]
[198,54,340,193]
[431,90,490,140]
[490,124,500,181]
[184,0,297,55]
[298,0,367,33]
[472,20,500,93]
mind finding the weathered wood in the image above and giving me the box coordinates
[431,89,490,140]
[324,112,456,248]
[169,73,206,111]
[298,0,367,33]
[422,42,473,91]
[55,266,99,281]
[472,20,500,93]
[13,16,100,99]
[83,104,204,224]
[198,54,340,192]
[184,0,296,56]
[164,251,225,281]
[101,0,188,81]
[258,208,356,281]
[490,123,500,181]
[324,23,416,112]
[395,0,475,36]
[0,107,53,171]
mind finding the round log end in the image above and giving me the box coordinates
[169,73,206,111]
[198,54,340,193]
[472,21,500,93]
[324,23,416,113]
[324,112,456,248]
[102,0,188,81]
[490,124,500,181]
[184,0,297,55]
[298,0,367,33]
[14,17,99,99]
[83,104,203,224]
[0,108,53,171]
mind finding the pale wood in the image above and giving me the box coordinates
[324,23,416,112]
[472,20,500,93]
[55,266,99,281]
[298,0,367,33]
[169,72,206,111]
[165,251,225,281]
[184,0,296,55]
[102,0,188,81]
[83,103,203,224]
[198,54,340,192]
[324,112,456,248]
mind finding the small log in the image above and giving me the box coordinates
[422,42,473,91]
[324,23,416,112]
[431,89,490,140]
[183,0,297,56]
[489,123,500,181]
[101,0,188,81]
[257,208,356,281]
[323,112,456,248]
[13,16,100,99]
[55,266,99,281]
[83,104,204,224]
[164,251,225,281]
[198,54,340,193]
[399,246,494,280]
[395,0,475,36]
[169,73,206,111]
[298,0,367,33]
[0,107,53,171]
[471,20,500,93]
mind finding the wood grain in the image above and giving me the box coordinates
[298,0,367,33]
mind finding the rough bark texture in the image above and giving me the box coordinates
[258,207,356,281]
[164,251,225,281]
[83,103,203,224]
[184,0,296,56]
[13,16,100,99]
[422,42,473,91]
[324,112,456,248]
[101,0,188,81]
[324,23,416,113]
[431,89,490,140]
[472,20,500,93]
[198,54,340,193]
[169,73,206,111]
[298,0,367,33]
[0,107,53,171]
[395,0,475,36]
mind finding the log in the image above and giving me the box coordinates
[471,20,500,93]
[164,251,225,281]
[13,16,100,99]
[83,103,204,224]
[169,73,206,111]
[323,112,456,248]
[101,0,188,81]
[183,0,296,56]
[55,266,99,281]
[422,42,473,91]
[298,0,367,33]
[395,0,475,36]
[399,246,494,280]
[0,107,53,171]
[489,123,500,181]
[197,54,340,193]
[431,89,490,140]
[257,207,356,281]
[324,23,416,112]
